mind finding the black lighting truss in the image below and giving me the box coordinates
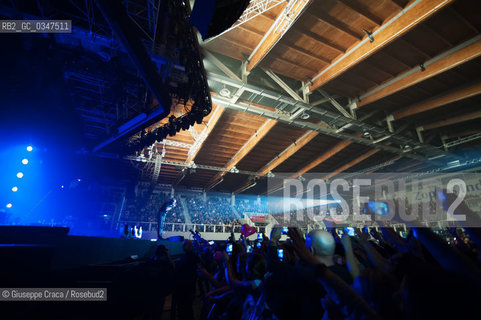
[123,0,212,155]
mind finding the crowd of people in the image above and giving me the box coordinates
[235,198,268,216]
[138,192,481,320]
[188,196,241,225]
[122,190,185,224]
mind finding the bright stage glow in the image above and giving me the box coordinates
[6,203,12,208]
[22,158,29,165]
[310,199,341,206]
[12,186,18,192]
[27,146,33,152]
[61,185,64,189]
[16,172,24,178]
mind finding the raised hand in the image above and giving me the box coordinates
[270,226,282,243]
[288,227,320,266]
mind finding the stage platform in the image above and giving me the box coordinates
[0,226,184,271]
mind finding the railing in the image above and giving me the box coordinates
[118,221,265,234]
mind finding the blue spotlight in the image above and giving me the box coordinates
[17,172,24,178]
[61,185,65,189]
[22,159,29,165]
[12,186,18,192]
[6,203,12,208]
[27,146,33,152]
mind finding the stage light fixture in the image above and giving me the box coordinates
[27,146,33,152]
[219,87,231,97]
[17,172,24,178]
[12,187,18,192]
[22,159,29,165]
[6,203,12,208]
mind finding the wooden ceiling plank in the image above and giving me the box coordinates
[280,42,331,65]
[392,80,481,120]
[391,0,408,9]
[263,138,354,195]
[293,139,353,178]
[237,24,264,37]
[309,12,363,40]
[448,6,480,34]
[309,0,454,92]
[246,0,313,72]
[362,60,396,78]
[261,130,319,176]
[336,0,383,26]
[296,29,346,54]
[421,23,454,48]
[378,50,413,69]
[267,56,317,75]
[205,119,278,189]
[322,147,381,180]
[398,38,432,60]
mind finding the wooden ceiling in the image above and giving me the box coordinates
[141,0,481,194]
[6,0,481,195]
[139,0,481,194]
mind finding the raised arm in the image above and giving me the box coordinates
[288,228,380,320]
[357,232,388,272]
[340,233,361,279]
[413,228,481,287]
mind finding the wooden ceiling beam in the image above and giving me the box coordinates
[259,130,320,176]
[293,139,353,179]
[263,138,354,195]
[235,129,322,194]
[246,0,313,72]
[358,36,481,107]
[420,109,481,131]
[205,119,278,190]
[309,0,454,92]
[392,80,481,120]
[322,147,381,180]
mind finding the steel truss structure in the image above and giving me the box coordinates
[202,0,284,44]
